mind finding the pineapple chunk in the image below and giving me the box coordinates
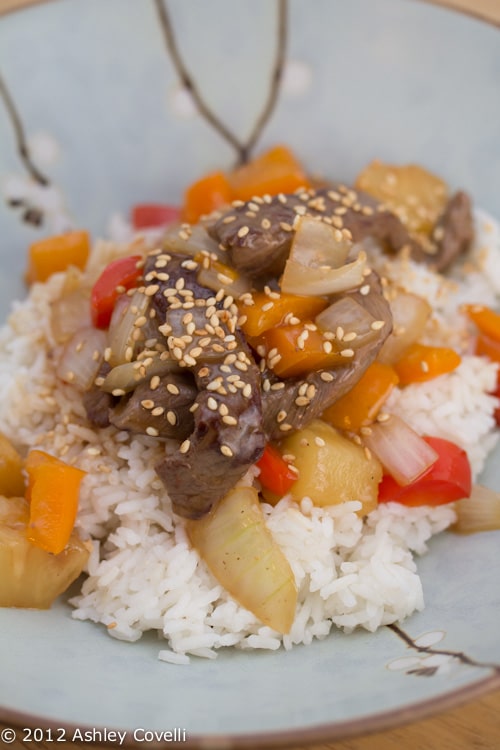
[0,433,25,497]
[355,160,448,239]
[0,496,90,609]
[280,420,382,514]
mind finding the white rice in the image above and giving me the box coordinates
[0,210,498,661]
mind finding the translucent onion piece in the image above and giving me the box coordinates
[197,257,251,297]
[50,267,91,344]
[281,252,367,296]
[315,296,381,351]
[378,292,432,365]
[453,484,500,534]
[363,414,438,486]
[107,289,150,367]
[100,356,180,394]
[186,486,297,634]
[56,326,107,391]
[163,223,224,260]
[288,215,351,269]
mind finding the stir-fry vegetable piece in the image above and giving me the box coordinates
[182,171,233,224]
[256,444,298,498]
[462,303,500,343]
[378,436,471,506]
[240,292,328,338]
[0,496,90,609]
[393,343,461,385]
[131,203,180,230]
[258,321,346,378]
[25,450,87,555]
[453,484,500,534]
[355,161,448,239]
[26,230,90,284]
[279,420,382,514]
[362,415,438,486]
[228,145,310,201]
[186,486,297,633]
[378,292,432,365]
[321,361,399,432]
[492,371,500,426]
[90,254,143,329]
[0,433,25,497]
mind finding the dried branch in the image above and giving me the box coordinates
[154,0,289,165]
[388,623,500,674]
[0,70,49,186]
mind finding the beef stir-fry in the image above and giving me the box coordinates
[81,176,474,519]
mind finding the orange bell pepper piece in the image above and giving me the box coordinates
[240,292,328,338]
[393,343,461,385]
[182,171,234,224]
[25,450,86,555]
[322,361,399,432]
[462,304,500,344]
[260,322,346,378]
[26,230,90,284]
[228,145,310,201]
[475,330,500,364]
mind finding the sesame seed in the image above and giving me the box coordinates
[371,320,386,330]
[150,375,160,390]
[277,410,287,423]
[179,439,191,454]
[220,444,233,457]
[141,399,155,409]
[261,218,271,230]
[166,383,180,395]
[360,284,370,296]
[314,437,326,447]
[279,423,293,432]
[237,226,250,238]
[207,397,218,410]
[342,331,358,342]
[146,426,160,437]
[167,411,177,425]
[279,221,293,232]
[222,415,238,426]
[295,396,310,407]
[242,383,252,398]
[340,348,355,357]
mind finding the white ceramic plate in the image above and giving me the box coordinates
[0,1,499,747]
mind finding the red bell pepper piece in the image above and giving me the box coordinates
[131,204,181,230]
[256,444,298,497]
[91,255,143,329]
[378,436,471,507]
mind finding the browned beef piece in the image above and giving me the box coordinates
[428,191,474,272]
[208,184,474,277]
[108,372,196,440]
[145,252,266,519]
[155,346,265,519]
[83,363,115,428]
[260,271,393,440]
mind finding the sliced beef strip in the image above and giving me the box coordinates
[108,372,197,440]
[260,271,393,440]
[429,191,474,272]
[155,346,265,519]
[208,184,474,278]
[83,362,116,428]
[144,251,266,519]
